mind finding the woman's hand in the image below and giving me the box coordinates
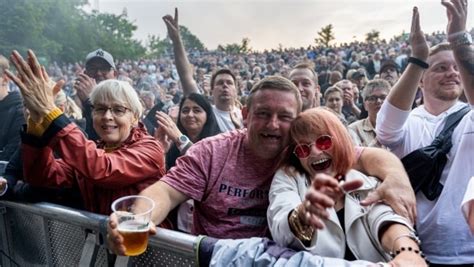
[155,111,182,144]
[5,50,62,123]
[154,126,173,153]
[304,173,363,229]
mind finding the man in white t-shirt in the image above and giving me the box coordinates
[107,75,417,255]
[162,9,242,132]
[376,3,474,264]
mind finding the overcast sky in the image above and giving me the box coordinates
[92,0,474,51]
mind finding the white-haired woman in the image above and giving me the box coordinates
[6,50,166,215]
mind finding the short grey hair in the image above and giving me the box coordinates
[362,79,390,99]
[90,79,143,119]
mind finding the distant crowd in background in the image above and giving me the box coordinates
[38,29,473,113]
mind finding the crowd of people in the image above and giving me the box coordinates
[0,0,473,266]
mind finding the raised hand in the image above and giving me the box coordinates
[163,8,180,43]
[409,7,429,61]
[343,89,354,107]
[155,111,182,146]
[74,72,97,102]
[442,0,468,39]
[5,50,59,123]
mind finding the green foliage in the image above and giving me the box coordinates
[0,0,146,63]
[146,34,172,58]
[217,38,252,54]
[365,30,381,43]
[179,25,205,51]
[315,24,335,47]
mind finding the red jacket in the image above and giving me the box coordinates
[22,116,165,215]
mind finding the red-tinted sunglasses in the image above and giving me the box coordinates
[293,135,333,159]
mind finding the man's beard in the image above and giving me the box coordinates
[434,87,462,101]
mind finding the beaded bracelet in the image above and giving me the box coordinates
[390,246,426,259]
[390,232,421,258]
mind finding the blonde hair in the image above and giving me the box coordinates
[55,90,83,120]
[90,80,143,119]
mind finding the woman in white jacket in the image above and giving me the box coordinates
[268,107,426,266]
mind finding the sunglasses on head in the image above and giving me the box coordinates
[293,135,333,159]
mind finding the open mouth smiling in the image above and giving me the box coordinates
[311,158,332,171]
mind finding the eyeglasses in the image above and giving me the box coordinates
[293,135,333,159]
[365,95,387,103]
[91,105,131,117]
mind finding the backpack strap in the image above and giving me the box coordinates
[439,105,470,136]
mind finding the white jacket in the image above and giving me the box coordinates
[268,168,414,263]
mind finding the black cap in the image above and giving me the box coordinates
[380,60,400,74]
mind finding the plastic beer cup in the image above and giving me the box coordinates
[111,195,155,256]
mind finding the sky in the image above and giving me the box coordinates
[91,0,474,51]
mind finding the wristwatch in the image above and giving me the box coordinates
[176,135,191,151]
[450,31,473,48]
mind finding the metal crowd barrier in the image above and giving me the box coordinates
[0,201,199,266]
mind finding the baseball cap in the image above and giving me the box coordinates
[85,49,116,70]
[380,60,400,74]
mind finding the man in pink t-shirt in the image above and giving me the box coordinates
[108,76,416,254]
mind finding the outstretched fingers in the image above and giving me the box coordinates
[27,50,43,80]
[10,51,34,84]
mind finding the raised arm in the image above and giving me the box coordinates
[163,8,199,96]
[354,147,417,224]
[442,0,474,104]
[386,7,429,110]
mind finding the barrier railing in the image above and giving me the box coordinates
[0,201,199,266]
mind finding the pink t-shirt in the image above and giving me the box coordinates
[161,129,278,238]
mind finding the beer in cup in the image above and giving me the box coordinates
[111,195,155,256]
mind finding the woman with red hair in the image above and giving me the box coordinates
[268,108,426,265]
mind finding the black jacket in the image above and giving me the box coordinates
[0,91,25,161]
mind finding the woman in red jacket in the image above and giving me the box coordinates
[6,50,165,215]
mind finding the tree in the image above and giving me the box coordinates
[217,38,252,54]
[179,25,205,51]
[365,30,380,43]
[315,24,335,47]
[147,34,171,58]
[0,0,146,63]
[92,12,146,60]
[240,38,252,54]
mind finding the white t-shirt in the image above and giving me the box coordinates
[376,101,474,264]
[212,106,243,133]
